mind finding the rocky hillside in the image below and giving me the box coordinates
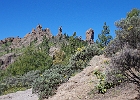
[46,55,107,100]
[0,24,97,100]
[0,55,139,100]
[0,24,53,69]
[0,25,94,70]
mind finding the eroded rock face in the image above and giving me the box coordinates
[86,28,94,43]
[12,37,21,46]
[0,24,53,49]
[49,46,60,57]
[0,40,3,44]
[0,53,16,69]
[57,26,62,36]
[0,37,14,45]
[0,24,55,70]
[5,37,15,42]
[20,25,54,47]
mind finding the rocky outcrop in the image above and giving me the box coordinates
[49,46,60,57]
[86,28,94,43]
[0,53,16,69]
[12,37,21,47]
[0,24,53,49]
[0,40,3,44]
[5,37,15,42]
[0,37,15,45]
[57,26,62,36]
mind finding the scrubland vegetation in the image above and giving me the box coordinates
[0,8,140,100]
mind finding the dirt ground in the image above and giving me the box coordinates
[46,55,140,100]
[90,83,140,100]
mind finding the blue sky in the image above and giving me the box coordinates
[0,0,140,41]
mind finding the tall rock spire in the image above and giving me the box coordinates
[86,28,94,44]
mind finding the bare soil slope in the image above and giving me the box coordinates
[46,55,139,100]
[46,55,108,100]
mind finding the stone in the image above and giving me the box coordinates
[24,33,31,38]
[46,28,53,38]
[49,46,60,57]
[0,40,3,44]
[12,37,21,47]
[86,28,94,43]
[31,28,36,34]
[36,24,42,32]
[5,37,14,42]
[4,56,11,65]
[57,26,62,36]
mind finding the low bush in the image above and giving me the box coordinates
[0,70,41,95]
[6,47,53,76]
[104,9,140,92]
[106,48,140,86]
[32,44,102,99]
[94,70,114,94]
[32,65,73,99]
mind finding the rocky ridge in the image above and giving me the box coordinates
[0,24,53,69]
[0,26,94,69]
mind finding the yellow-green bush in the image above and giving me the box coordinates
[53,50,65,65]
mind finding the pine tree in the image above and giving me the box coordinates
[96,22,113,48]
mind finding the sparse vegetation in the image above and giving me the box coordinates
[0,8,139,100]
[32,44,102,99]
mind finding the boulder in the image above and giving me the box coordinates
[4,56,11,65]
[12,37,21,46]
[46,28,53,38]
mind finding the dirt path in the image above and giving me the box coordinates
[0,88,38,100]
[46,55,107,100]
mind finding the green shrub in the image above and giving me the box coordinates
[53,50,66,65]
[105,9,140,87]
[6,47,52,76]
[0,70,41,95]
[107,48,140,86]
[94,70,114,94]
[32,44,102,99]
[32,65,73,99]
[104,9,140,57]
[69,44,103,70]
